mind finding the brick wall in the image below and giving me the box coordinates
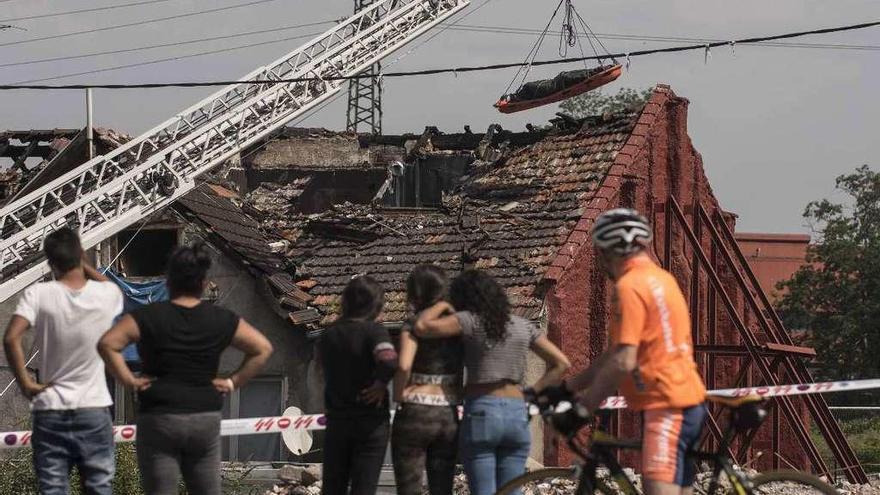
[542,87,807,470]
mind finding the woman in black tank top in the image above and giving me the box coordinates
[391,265,463,495]
[99,243,273,495]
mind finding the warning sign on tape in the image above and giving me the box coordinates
[2,378,878,450]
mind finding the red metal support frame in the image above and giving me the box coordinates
[663,198,826,476]
[708,209,865,483]
[661,196,866,483]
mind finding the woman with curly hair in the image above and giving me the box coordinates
[414,269,570,495]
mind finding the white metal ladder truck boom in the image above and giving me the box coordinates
[0,0,469,301]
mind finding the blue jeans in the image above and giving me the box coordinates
[460,396,531,495]
[32,408,115,495]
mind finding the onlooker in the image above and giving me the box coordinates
[392,265,462,495]
[98,242,273,495]
[319,276,398,495]
[414,270,570,495]
[3,227,123,495]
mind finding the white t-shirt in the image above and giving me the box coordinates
[14,280,123,411]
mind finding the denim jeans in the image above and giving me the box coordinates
[32,408,115,495]
[460,396,531,495]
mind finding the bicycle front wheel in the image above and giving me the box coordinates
[750,470,839,495]
[495,467,580,495]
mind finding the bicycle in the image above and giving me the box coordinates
[497,394,839,495]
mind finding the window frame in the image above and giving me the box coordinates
[223,375,289,462]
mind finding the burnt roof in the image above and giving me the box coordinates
[6,128,132,203]
[247,98,650,325]
[174,184,284,274]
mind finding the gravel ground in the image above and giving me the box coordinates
[264,467,880,494]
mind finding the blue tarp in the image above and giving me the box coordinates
[102,268,169,363]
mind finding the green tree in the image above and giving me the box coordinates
[776,165,880,380]
[558,87,652,118]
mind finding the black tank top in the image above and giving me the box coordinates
[130,301,239,414]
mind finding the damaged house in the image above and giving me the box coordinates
[231,84,850,474]
[0,84,858,478]
[0,128,317,463]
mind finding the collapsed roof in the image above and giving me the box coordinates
[2,85,669,334]
[0,128,132,204]
[232,88,657,328]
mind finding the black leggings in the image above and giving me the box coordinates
[391,403,459,495]
[322,415,390,495]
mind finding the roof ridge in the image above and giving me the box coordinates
[543,85,673,283]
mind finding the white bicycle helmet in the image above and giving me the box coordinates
[591,208,652,256]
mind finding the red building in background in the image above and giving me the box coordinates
[735,233,811,302]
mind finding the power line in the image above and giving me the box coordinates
[4,17,874,73]
[448,23,880,51]
[0,20,336,69]
[1,19,878,90]
[7,30,324,85]
[0,0,174,24]
[0,0,278,49]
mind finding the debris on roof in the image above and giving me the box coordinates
[5,127,133,203]
[245,178,313,222]
[174,184,284,275]
[0,129,80,202]
[231,103,644,325]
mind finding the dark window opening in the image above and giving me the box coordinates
[297,170,385,214]
[117,228,178,277]
[383,155,472,208]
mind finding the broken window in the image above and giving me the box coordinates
[299,170,386,214]
[116,228,179,277]
[380,155,472,208]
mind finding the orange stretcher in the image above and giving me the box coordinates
[495,64,623,114]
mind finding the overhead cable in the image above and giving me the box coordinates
[0,0,278,48]
[447,23,880,51]
[0,0,174,24]
[7,30,324,85]
[4,17,876,72]
[1,19,878,90]
[0,20,336,68]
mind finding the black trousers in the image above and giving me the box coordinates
[391,403,459,495]
[322,415,390,495]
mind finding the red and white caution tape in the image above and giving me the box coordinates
[596,378,880,410]
[2,378,879,450]
[0,413,328,450]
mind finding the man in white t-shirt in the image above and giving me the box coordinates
[3,227,123,495]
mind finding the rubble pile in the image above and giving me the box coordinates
[246,179,311,223]
[836,479,880,495]
[438,469,880,494]
[266,464,322,495]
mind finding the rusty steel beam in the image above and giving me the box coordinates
[691,203,702,350]
[704,207,866,483]
[664,197,833,480]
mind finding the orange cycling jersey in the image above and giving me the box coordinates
[610,256,706,411]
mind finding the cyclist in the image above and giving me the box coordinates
[542,208,707,495]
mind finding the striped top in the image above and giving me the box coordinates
[456,311,543,386]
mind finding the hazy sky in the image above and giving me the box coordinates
[1,0,878,234]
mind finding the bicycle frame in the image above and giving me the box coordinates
[565,425,757,495]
